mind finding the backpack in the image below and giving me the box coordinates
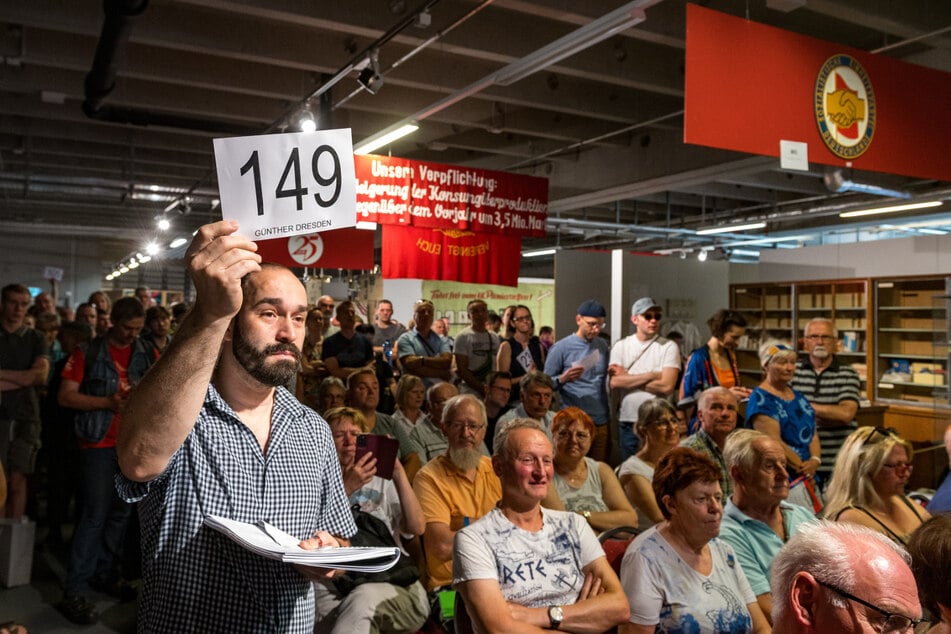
[331,505,420,595]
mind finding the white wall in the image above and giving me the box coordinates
[734,234,951,283]
[552,250,730,342]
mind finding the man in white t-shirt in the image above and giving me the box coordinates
[609,297,681,460]
[453,299,499,396]
[453,419,629,633]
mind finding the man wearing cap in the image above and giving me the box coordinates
[543,300,611,461]
[608,297,681,460]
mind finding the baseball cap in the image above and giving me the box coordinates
[577,299,606,318]
[631,297,661,316]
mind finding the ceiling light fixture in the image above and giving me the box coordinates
[697,249,708,262]
[169,237,188,249]
[353,121,419,155]
[839,200,943,218]
[157,217,170,231]
[494,2,647,86]
[299,112,317,133]
[145,242,160,256]
[521,248,558,258]
[696,221,767,235]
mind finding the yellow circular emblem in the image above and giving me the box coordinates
[814,55,875,159]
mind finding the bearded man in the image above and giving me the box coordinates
[117,221,356,633]
[412,393,501,592]
[790,318,860,487]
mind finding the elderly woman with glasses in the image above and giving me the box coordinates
[822,426,930,545]
[746,341,821,486]
[617,398,681,530]
[619,447,770,633]
[542,407,638,532]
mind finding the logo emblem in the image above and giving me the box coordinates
[287,233,324,266]
[815,55,875,160]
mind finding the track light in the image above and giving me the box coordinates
[697,250,708,262]
[157,217,170,231]
[299,113,317,133]
[357,50,384,95]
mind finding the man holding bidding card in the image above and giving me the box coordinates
[117,221,356,633]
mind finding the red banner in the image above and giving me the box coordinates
[355,154,548,237]
[381,225,520,287]
[684,4,951,181]
[255,228,374,269]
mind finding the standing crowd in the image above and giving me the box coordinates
[2,220,950,633]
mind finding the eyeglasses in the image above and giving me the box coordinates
[447,421,486,433]
[581,319,604,329]
[881,462,913,473]
[805,334,835,341]
[512,316,532,323]
[555,431,591,441]
[649,417,678,429]
[815,580,925,633]
[641,312,662,321]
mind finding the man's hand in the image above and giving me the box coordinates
[577,572,605,601]
[607,363,627,377]
[184,220,261,325]
[294,531,342,581]
[342,452,377,495]
[797,457,820,479]
[561,365,585,384]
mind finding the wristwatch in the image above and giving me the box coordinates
[548,605,564,629]
[582,510,592,522]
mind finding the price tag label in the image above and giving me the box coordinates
[213,129,357,241]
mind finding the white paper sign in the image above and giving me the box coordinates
[213,129,357,241]
[43,266,64,281]
[780,140,809,171]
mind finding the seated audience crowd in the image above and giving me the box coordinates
[5,269,949,634]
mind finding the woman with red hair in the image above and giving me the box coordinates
[543,407,638,532]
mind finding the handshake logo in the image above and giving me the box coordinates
[815,54,876,160]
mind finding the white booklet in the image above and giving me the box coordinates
[204,514,400,573]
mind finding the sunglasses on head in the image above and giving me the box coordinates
[863,426,898,445]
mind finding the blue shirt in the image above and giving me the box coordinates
[117,385,356,633]
[544,334,609,424]
[396,328,452,388]
[719,500,817,596]
[929,473,951,514]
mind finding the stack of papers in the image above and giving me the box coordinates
[204,514,400,572]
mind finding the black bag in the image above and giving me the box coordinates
[331,505,420,595]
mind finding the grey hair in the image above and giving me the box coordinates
[635,398,677,442]
[803,317,836,338]
[442,393,486,427]
[697,385,734,411]
[770,520,910,624]
[493,418,546,460]
[723,428,771,475]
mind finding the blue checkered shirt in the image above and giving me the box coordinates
[117,384,356,633]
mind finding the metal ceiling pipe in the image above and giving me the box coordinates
[82,0,149,117]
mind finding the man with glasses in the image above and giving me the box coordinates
[609,297,681,460]
[482,371,512,452]
[719,429,818,625]
[771,520,923,634]
[397,299,452,388]
[544,300,611,461]
[791,318,861,488]
[412,394,501,592]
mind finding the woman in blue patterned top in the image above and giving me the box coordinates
[746,341,821,489]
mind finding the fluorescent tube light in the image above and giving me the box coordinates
[353,122,419,155]
[169,237,188,249]
[696,221,766,235]
[839,200,942,218]
[494,3,647,86]
[522,248,557,258]
[730,249,761,257]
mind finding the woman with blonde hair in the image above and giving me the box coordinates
[391,374,428,436]
[617,398,680,529]
[822,426,930,545]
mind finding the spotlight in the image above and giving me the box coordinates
[357,50,384,94]
[697,250,708,262]
[145,242,160,256]
[157,217,171,231]
[119,265,129,273]
[299,112,317,133]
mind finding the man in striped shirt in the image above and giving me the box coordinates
[790,318,861,490]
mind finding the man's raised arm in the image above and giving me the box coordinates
[117,221,261,482]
